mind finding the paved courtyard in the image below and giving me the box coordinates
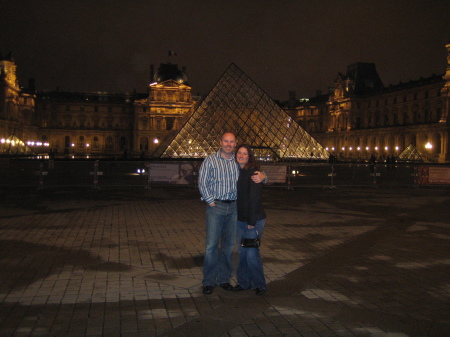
[0,185,449,337]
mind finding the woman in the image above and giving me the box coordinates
[234,144,267,295]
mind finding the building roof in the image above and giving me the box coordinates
[153,63,188,84]
[346,62,384,95]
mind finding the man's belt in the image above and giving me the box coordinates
[214,199,236,204]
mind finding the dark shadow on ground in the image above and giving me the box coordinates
[0,240,132,292]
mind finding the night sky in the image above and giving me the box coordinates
[1,0,449,101]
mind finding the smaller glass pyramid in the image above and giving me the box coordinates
[0,135,35,155]
[397,144,424,162]
[160,63,329,161]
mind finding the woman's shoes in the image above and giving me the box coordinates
[226,284,266,295]
[233,285,246,292]
[203,285,214,295]
[255,287,266,296]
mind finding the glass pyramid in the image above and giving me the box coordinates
[0,135,35,155]
[159,63,329,161]
[397,144,424,162]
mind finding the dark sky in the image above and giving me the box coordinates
[1,0,449,100]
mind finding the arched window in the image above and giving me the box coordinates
[93,136,99,149]
[105,137,114,149]
[65,136,71,148]
[140,137,149,151]
[120,137,127,150]
[433,133,442,154]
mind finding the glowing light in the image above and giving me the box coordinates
[153,138,159,144]
[425,142,433,149]
[375,146,379,151]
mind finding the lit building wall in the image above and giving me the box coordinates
[0,56,38,151]
[288,56,450,163]
[133,79,194,158]
[32,64,197,158]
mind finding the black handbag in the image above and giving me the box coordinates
[241,229,260,248]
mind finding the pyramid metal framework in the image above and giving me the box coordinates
[397,144,424,162]
[160,63,329,161]
[0,135,35,155]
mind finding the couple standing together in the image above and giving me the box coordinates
[198,132,267,296]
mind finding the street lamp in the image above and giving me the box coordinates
[425,142,433,162]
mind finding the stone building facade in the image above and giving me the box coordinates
[1,43,450,162]
[286,43,450,163]
[0,54,37,150]
[26,63,196,158]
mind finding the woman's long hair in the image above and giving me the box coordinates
[236,144,260,171]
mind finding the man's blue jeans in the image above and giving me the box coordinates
[236,219,266,289]
[202,202,237,286]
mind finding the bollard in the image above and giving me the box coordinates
[35,161,48,190]
[145,163,151,189]
[325,164,337,189]
[370,165,380,188]
[90,160,103,189]
[192,164,198,188]
[413,165,419,188]
[286,165,294,190]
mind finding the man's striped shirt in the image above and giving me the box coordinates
[198,149,240,204]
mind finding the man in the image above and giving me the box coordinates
[198,132,265,295]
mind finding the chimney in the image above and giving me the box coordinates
[289,91,296,100]
[150,64,154,82]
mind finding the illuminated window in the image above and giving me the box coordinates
[78,136,85,148]
[65,136,70,148]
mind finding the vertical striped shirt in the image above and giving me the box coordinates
[198,149,240,204]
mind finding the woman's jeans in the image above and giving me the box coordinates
[202,202,237,287]
[236,219,266,289]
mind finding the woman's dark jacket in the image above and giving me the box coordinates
[237,167,266,226]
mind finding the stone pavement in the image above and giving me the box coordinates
[0,185,449,337]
